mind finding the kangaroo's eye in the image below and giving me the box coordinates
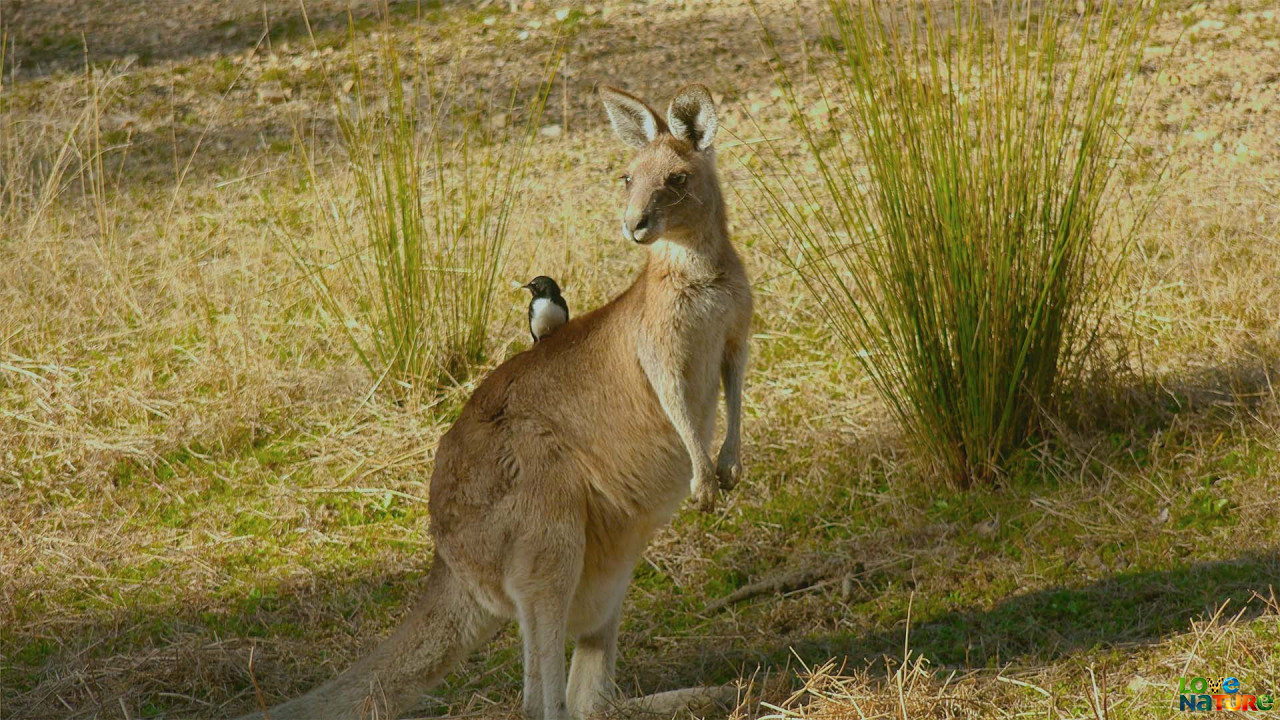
[621,174,632,188]
[667,173,688,188]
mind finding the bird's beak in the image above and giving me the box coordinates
[511,280,530,292]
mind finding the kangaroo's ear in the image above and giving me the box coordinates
[599,86,664,150]
[667,84,717,151]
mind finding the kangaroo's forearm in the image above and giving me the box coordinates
[720,340,747,450]
[651,365,712,470]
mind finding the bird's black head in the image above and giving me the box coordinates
[523,276,562,299]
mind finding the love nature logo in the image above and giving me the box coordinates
[1177,676,1275,712]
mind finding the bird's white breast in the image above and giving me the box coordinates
[530,297,567,338]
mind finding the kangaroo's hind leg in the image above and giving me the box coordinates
[509,526,584,720]
[566,590,624,718]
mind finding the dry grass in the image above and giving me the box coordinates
[735,589,1280,719]
[2,1,1279,719]
[742,586,1280,712]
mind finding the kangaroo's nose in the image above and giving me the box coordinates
[624,211,653,243]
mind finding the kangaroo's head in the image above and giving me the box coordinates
[599,84,721,246]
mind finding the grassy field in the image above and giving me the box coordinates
[2,1,1279,718]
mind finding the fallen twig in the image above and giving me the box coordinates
[611,685,739,718]
[705,559,845,614]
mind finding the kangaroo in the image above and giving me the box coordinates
[234,83,751,720]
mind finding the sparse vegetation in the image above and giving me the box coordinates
[2,1,1278,719]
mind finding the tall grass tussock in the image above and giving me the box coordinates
[753,0,1161,485]
[290,29,557,396]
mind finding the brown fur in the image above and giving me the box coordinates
[234,83,751,720]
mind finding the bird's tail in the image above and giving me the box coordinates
[235,561,499,720]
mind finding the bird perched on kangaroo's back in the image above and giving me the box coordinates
[523,275,569,342]
[233,83,752,720]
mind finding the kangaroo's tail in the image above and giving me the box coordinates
[235,560,499,720]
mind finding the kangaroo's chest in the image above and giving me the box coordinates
[644,282,737,418]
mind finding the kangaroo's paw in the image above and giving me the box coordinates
[716,448,742,491]
[691,474,718,513]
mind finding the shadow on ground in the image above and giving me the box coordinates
[1067,347,1279,441]
[6,1,432,76]
[655,552,1280,692]
[8,548,1276,719]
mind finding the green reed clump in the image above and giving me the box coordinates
[753,0,1159,484]
[294,30,556,396]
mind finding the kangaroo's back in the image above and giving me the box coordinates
[429,279,690,603]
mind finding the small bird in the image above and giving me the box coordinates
[522,276,569,342]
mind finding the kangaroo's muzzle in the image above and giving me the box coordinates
[623,209,659,244]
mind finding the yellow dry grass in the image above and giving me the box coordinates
[2,1,1278,718]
